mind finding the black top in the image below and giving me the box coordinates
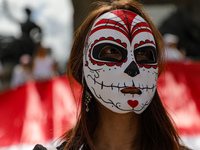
[33,142,190,150]
[33,142,67,150]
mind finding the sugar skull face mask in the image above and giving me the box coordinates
[83,10,158,114]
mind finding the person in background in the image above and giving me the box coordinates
[32,45,57,81]
[163,33,185,61]
[34,0,190,150]
[0,61,3,90]
[10,54,32,88]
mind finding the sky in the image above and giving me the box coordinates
[0,0,74,69]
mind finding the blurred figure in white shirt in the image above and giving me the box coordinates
[163,33,185,61]
[0,61,3,90]
[32,45,57,80]
[10,54,32,88]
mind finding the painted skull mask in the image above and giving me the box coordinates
[83,10,158,114]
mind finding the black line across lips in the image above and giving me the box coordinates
[120,87,142,95]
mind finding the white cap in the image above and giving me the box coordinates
[163,33,179,45]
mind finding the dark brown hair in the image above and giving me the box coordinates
[63,0,186,150]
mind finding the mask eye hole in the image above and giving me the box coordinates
[92,42,127,62]
[99,46,122,60]
[135,46,157,64]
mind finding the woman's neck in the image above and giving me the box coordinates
[93,104,140,150]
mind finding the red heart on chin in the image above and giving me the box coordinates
[127,100,139,108]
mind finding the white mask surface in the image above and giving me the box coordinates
[83,10,158,114]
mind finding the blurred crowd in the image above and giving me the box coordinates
[1,2,200,92]
[0,44,58,91]
[0,7,59,92]
[10,45,57,87]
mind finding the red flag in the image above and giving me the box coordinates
[158,61,200,136]
[0,76,80,148]
[0,62,200,149]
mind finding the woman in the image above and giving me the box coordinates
[34,0,190,150]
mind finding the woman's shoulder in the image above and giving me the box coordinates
[33,142,67,150]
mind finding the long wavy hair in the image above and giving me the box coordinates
[63,0,186,150]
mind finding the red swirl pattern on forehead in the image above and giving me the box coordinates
[94,19,128,33]
[131,22,150,35]
[86,37,127,66]
[90,10,153,43]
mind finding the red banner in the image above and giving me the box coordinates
[0,61,200,148]
[0,76,81,147]
[158,61,200,136]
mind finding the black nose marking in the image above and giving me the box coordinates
[124,61,140,77]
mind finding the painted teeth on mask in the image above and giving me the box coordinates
[101,81,103,89]
[118,83,120,92]
[139,84,156,92]
[111,83,113,90]
[88,75,155,93]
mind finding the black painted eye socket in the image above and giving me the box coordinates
[134,46,157,64]
[92,43,127,62]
